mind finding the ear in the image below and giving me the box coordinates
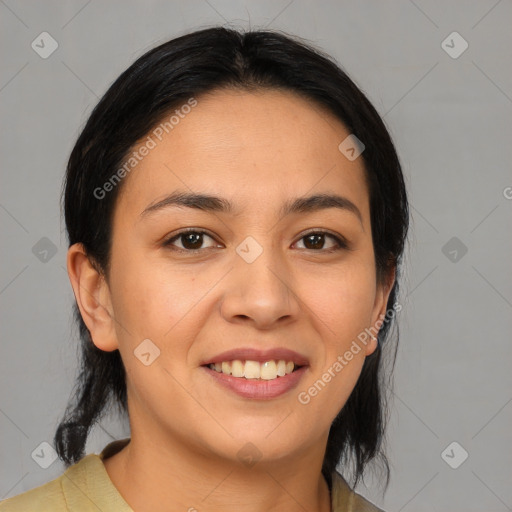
[67,243,119,352]
[365,265,396,356]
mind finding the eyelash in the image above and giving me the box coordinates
[162,228,349,254]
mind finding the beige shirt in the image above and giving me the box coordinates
[0,438,383,511]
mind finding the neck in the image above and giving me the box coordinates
[104,430,332,512]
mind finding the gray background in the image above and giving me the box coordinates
[1,1,511,510]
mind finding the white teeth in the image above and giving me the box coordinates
[231,360,244,378]
[208,359,298,380]
[244,360,261,379]
[260,361,277,380]
[276,360,286,377]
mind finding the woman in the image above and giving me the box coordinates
[1,26,408,511]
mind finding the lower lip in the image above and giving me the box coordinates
[202,366,308,400]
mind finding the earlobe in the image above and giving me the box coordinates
[67,243,119,352]
[366,266,397,356]
[365,335,379,357]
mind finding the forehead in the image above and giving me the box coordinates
[114,88,370,224]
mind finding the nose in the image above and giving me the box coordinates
[220,243,301,329]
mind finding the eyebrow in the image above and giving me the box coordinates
[140,191,363,225]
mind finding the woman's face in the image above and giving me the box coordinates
[94,88,393,464]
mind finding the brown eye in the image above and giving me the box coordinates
[295,231,348,252]
[163,229,348,254]
[163,230,218,252]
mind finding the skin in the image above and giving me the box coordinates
[68,88,395,512]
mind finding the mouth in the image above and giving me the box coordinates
[200,348,309,399]
[202,363,308,400]
[204,359,303,381]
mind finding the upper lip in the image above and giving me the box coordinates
[201,347,309,367]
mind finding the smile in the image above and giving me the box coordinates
[207,359,298,380]
[202,362,308,400]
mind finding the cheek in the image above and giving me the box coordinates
[110,255,206,341]
[294,259,376,414]
[110,265,206,415]
[305,260,377,344]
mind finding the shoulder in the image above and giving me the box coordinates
[0,475,66,511]
[0,454,96,512]
[0,442,133,512]
[331,471,385,512]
